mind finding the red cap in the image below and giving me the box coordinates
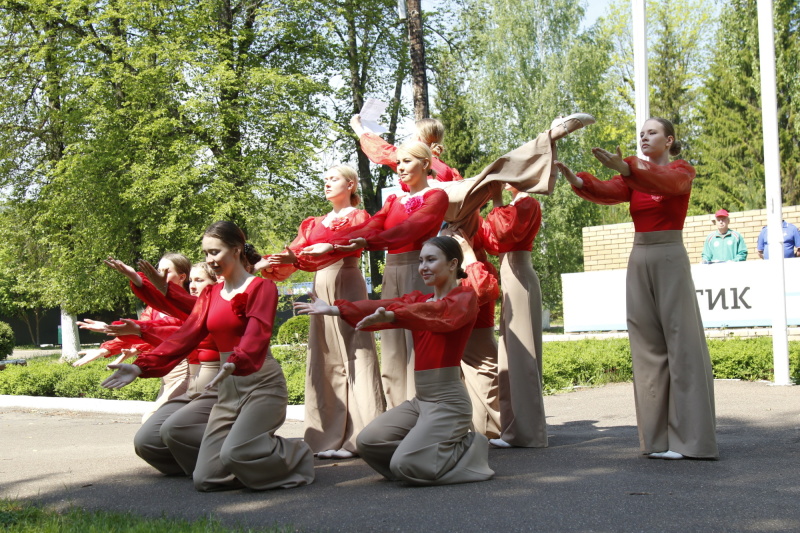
[715,209,729,218]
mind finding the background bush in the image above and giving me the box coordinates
[0,321,14,361]
[275,315,310,345]
[1,337,797,404]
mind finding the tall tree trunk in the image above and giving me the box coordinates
[59,308,80,361]
[406,0,429,119]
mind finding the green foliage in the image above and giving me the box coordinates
[0,321,14,361]
[543,339,633,393]
[709,337,800,382]
[0,357,158,401]
[0,499,295,532]
[273,345,307,406]
[275,315,311,345]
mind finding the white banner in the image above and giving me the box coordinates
[562,259,800,332]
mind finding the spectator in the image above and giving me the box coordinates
[701,209,748,263]
[757,220,800,259]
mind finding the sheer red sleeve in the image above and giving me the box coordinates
[573,173,632,205]
[335,293,422,331]
[227,279,279,376]
[388,286,478,332]
[328,198,394,245]
[362,189,448,251]
[293,211,370,271]
[622,157,695,196]
[360,133,398,171]
[134,288,211,378]
[462,262,499,307]
[130,275,197,321]
[485,196,541,246]
[99,337,127,357]
[137,316,183,347]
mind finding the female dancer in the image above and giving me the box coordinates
[75,253,193,421]
[296,236,494,485]
[102,221,315,490]
[351,115,463,184]
[479,185,547,448]
[102,261,222,476]
[306,142,448,409]
[556,118,718,460]
[258,165,384,460]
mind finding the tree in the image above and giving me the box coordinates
[692,0,800,213]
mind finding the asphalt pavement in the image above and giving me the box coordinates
[1,380,798,532]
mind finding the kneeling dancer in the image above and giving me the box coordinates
[296,236,494,485]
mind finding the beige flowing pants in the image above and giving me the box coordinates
[135,361,219,476]
[142,358,190,423]
[497,251,548,448]
[192,352,315,491]
[627,231,718,458]
[431,131,558,231]
[460,327,501,438]
[356,366,494,486]
[304,257,385,453]
[380,251,427,408]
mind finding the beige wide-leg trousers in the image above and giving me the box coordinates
[626,231,718,459]
[142,358,190,423]
[497,251,548,448]
[356,366,494,486]
[135,361,219,475]
[431,131,558,231]
[304,257,385,454]
[460,326,501,439]
[192,352,315,491]
[380,251,427,409]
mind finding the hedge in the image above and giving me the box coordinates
[275,315,310,345]
[2,337,798,404]
[0,321,14,361]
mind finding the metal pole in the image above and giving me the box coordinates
[757,0,791,385]
[631,0,649,156]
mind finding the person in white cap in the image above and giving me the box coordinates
[701,209,748,263]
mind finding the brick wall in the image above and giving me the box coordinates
[583,205,800,271]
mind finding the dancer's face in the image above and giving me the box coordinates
[396,149,427,188]
[202,236,239,278]
[418,243,457,287]
[323,170,352,202]
[639,119,673,159]
[189,266,216,296]
[157,259,186,287]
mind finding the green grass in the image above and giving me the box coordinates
[0,500,296,532]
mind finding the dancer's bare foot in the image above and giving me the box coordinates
[550,113,595,141]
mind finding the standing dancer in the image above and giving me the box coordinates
[258,165,384,460]
[556,118,718,460]
[479,185,547,448]
[103,221,315,490]
[351,115,462,186]
[306,142,448,409]
[296,236,494,485]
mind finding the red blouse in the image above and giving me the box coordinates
[130,275,197,322]
[480,195,542,254]
[336,285,478,371]
[573,158,695,232]
[99,305,162,357]
[135,277,277,378]
[261,209,370,281]
[469,231,499,329]
[359,132,463,185]
[334,189,448,254]
[128,274,214,364]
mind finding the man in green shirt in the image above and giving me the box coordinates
[701,209,748,263]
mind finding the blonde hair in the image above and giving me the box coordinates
[397,141,438,179]
[191,261,217,283]
[326,165,360,207]
[415,118,445,158]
